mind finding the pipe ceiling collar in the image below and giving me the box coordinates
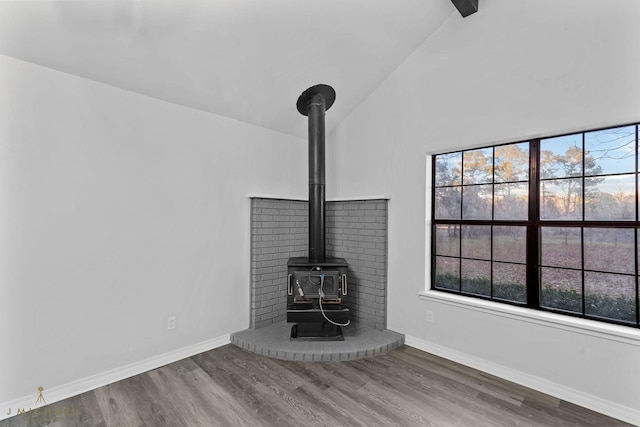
[296,84,336,116]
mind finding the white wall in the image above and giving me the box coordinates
[333,0,640,423]
[0,54,307,408]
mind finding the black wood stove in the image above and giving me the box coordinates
[287,84,350,341]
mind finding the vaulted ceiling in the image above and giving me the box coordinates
[0,1,458,137]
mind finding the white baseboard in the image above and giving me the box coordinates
[0,334,230,422]
[404,335,640,426]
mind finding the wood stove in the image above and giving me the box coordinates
[287,84,350,341]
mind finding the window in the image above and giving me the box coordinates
[431,123,639,328]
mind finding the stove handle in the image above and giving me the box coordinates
[287,274,293,296]
[341,274,348,296]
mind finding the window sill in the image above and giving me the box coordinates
[419,289,640,346]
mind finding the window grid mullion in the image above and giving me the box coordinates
[527,139,540,309]
[491,147,495,299]
[581,132,586,222]
[459,153,464,293]
[635,225,639,327]
[580,134,586,317]
[580,227,586,316]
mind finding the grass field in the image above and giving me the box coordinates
[434,229,638,324]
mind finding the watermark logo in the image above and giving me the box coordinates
[5,386,77,423]
[35,386,46,406]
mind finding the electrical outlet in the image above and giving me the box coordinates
[426,311,434,323]
[167,316,176,331]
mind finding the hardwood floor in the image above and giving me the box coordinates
[1,344,631,426]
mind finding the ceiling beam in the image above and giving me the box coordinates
[451,0,478,17]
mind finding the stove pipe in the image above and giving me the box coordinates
[296,84,336,262]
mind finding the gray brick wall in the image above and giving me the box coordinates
[250,198,308,328]
[326,200,388,330]
[250,197,388,330]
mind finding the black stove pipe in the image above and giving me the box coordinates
[296,84,336,262]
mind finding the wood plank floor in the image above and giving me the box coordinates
[1,344,631,427]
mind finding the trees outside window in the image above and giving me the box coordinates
[431,123,639,328]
